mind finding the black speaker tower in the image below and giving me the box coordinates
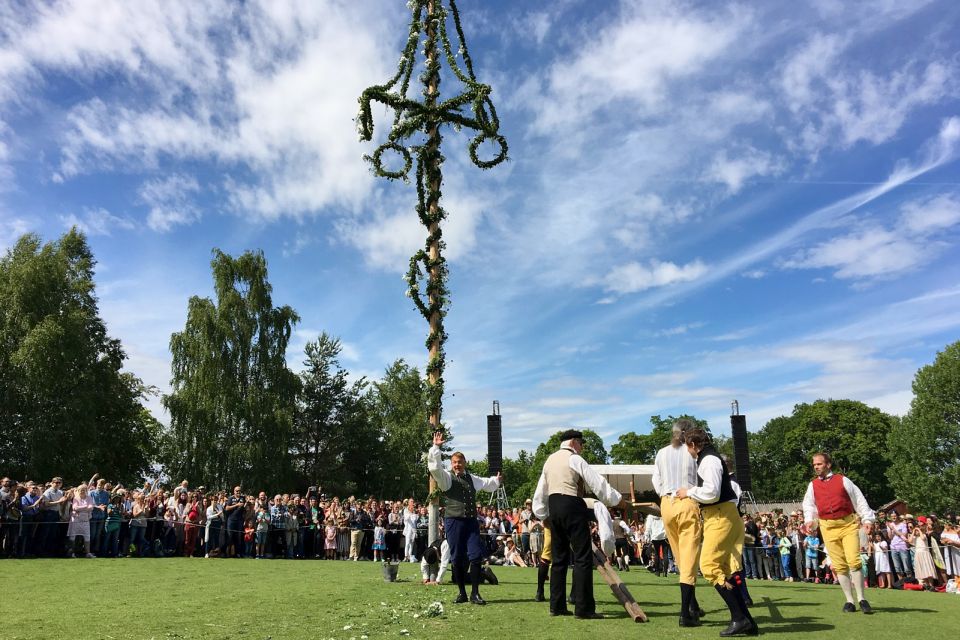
[730,401,752,492]
[487,401,503,474]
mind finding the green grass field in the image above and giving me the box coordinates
[2,559,955,640]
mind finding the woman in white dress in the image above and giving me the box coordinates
[871,532,891,588]
[402,498,418,562]
[940,522,960,579]
[910,526,937,588]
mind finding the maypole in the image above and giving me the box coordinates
[357,0,507,543]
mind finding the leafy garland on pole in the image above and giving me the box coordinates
[357,0,507,432]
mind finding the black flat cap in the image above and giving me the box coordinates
[559,429,583,441]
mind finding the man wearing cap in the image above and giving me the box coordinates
[802,452,876,615]
[532,429,623,619]
[427,431,502,605]
[653,418,705,627]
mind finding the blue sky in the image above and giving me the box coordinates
[2,0,959,461]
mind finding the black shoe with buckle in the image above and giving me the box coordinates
[550,609,572,617]
[859,600,873,615]
[470,594,486,605]
[454,593,468,604]
[842,602,856,613]
[679,615,702,627]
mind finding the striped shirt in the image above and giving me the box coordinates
[652,444,697,498]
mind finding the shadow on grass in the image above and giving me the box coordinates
[756,619,835,634]
[877,606,938,614]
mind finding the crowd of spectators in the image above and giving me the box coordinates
[0,475,551,565]
[734,509,960,593]
[3,474,958,597]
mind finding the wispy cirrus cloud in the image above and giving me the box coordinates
[782,193,960,280]
[60,207,136,236]
[779,32,956,156]
[139,174,202,232]
[602,259,708,297]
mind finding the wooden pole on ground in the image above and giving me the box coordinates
[592,543,648,622]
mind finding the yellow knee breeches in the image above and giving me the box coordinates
[699,501,743,587]
[542,521,552,563]
[661,495,703,585]
[818,514,861,574]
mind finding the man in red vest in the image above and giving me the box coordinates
[802,452,875,615]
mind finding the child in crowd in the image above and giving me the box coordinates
[777,529,793,581]
[324,517,337,560]
[820,554,836,584]
[871,532,892,588]
[372,518,386,562]
[805,530,821,582]
[244,519,255,558]
[255,505,270,559]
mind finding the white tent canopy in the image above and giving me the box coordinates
[590,464,657,498]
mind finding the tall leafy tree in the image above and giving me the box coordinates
[163,249,299,492]
[368,359,434,500]
[293,332,375,496]
[0,229,160,482]
[887,341,960,513]
[750,399,896,503]
[609,415,709,464]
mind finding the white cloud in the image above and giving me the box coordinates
[61,207,136,236]
[705,146,784,193]
[711,327,757,342]
[900,193,960,234]
[338,171,493,271]
[281,230,314,258]
[138,174,201,232]
[603,259,708,296]
[779,32,956,155]
[1,1,397,223]
[0,215,32,250]
[741,269,766,279]
[654,322,705,337]
[529,1,749,132]
[782,193,960,280]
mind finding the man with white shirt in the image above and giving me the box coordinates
[532,429,623,619]
[802,452,876,615]
[427,431,501,605]
[653,418,704,627]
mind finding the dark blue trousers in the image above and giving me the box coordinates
[444,516,485,564]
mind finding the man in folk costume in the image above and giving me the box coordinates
[427,431,501,605]
[802,452,875,615]
[653,418,706,627]
[531,495,617,604]
[532,429,623,619]
[677,429,758,637]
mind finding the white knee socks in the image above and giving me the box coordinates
[850,568,865,602]
[836,572,854,603]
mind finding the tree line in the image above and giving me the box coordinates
[2,230,958,513]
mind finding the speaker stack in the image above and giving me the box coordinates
[487,401,503,474]
[730,412,752,492]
